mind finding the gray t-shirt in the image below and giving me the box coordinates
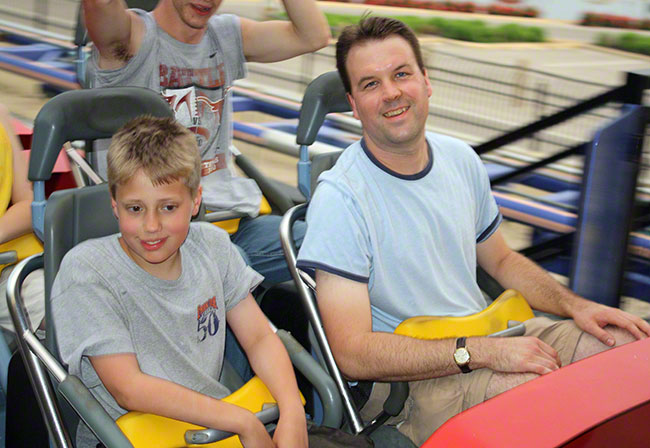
[52,222,263,447]
[89,10,262,215]
[297,132,501,332]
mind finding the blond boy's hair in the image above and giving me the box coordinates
[107,116,201,197]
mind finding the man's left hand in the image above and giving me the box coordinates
[571,300,650,346]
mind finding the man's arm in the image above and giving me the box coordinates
[91,353,273,447]
[0,106,32,244]
[227,295,307,448]
[315,270,562,382]
[240,0,330,63]
[82,0,145,69]
[477,228,650,346]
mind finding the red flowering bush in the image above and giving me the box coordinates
[358,0,537,17]
[582,13,642,29]
[486,4,538,18]
[363,0,476,12]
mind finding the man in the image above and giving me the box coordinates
[83,0,330,284]
[296,16,650,445]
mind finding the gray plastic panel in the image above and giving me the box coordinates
[29,87,173,182]
[59,376,133,448]
[296,72,350,146]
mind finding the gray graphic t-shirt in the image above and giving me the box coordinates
[89,10,262,215]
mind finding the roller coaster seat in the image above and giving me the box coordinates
[14,86,341,446]
[8,182,339,448]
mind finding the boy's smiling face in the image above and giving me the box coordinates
[111,169,201,280]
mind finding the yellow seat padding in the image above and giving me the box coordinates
[116,375,305,448]
[395,289,534,340]
[0,232,44,271]
[1,123,13,216]
[212,196,272,234]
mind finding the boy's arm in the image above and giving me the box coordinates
[227,295,308,448]
[82,0,145,69]
[0,105,32,244]
[240,0,330,63]
[90,353,274,447]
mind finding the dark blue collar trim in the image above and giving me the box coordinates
[360,138,433,180]
[296,260,369,284]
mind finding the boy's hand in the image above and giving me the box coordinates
[273,409,308,448]
[238,412,275,448]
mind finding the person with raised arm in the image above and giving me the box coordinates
[82,0,330,285]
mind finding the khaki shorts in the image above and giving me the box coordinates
[360,317,583,445]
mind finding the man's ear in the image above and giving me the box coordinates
[423,68,432,98]
[347,92,360,120]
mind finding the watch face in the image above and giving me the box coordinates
[454,348,470,365]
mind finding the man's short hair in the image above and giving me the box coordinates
[336,16,425,93]
[107,115,201,197]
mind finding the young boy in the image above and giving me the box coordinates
[51,116,307,448]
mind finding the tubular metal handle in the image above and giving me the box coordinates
[0,251,17,265]
[184,405,280,445]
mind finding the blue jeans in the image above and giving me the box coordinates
[225,214,306,382]
[230,214,306,286]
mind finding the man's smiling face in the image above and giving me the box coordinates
[346,35,432,154]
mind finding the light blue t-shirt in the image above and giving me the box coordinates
[297,132,501,333]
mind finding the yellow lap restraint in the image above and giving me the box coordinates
[211,196,272,234]
[117,375,305,448]
[394,289,534,340]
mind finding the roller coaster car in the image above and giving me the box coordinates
[282,70,650,447]
[7,86,342,447]
[424,337,650,447]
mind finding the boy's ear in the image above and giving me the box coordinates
[110,197,119,220]
[192,186,203,216]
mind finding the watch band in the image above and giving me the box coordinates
[455,337,471,374]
